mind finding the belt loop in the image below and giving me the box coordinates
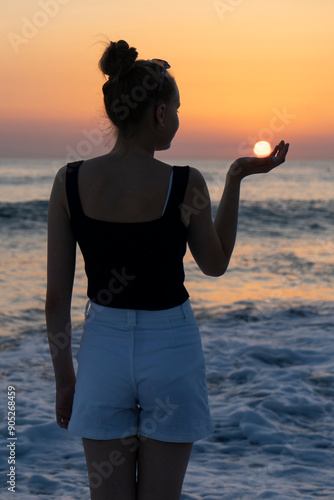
[181,300,190,321]
[127,309,136,327]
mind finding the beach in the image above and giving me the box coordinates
[1,157,334,499]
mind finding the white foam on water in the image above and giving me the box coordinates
[1,159,334,498]
[1,302,334,499]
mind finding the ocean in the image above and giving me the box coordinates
[1,157,334,499]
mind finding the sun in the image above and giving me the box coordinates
[253,141,272,157]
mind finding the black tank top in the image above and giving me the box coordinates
[65,160,190,310]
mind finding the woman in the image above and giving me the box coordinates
[45,39,289,500]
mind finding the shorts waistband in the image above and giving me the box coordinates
[84,299,192,327]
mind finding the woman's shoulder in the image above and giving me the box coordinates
[186,166,207,194]
[180,166,210,216]
[51,159,86,219]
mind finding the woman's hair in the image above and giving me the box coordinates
[98,40,176,139]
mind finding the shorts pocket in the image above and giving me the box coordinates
[168,316,203,349]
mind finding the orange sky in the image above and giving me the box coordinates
[1,0,333,159]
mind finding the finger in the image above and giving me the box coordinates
[272,140,288,159]
[57,415,70,428]
[57,422,69,429]
[269,140,285,160]
[277,142,289,160]
[56,407,72,426]
[270,144,279,157]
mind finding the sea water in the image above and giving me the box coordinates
[0,157,334,499]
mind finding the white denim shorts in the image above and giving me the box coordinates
[68,298,213,442]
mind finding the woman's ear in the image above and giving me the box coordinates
[155,103,167,127]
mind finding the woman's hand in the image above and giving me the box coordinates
[228,140,290,181]
[56,381,75,429]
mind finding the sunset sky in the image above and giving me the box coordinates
[1,0,333,159]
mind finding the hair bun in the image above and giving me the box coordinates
[99,40,138,82]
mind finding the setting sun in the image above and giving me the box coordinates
[254,141,272,157]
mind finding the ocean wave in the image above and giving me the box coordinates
[212,199,334,236]
[0,200,48,230]
[1,199,334,237]
[2,299,334,499]
[1,175,52,185]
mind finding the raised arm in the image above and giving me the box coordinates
[45,165,77,428]
[187,140,289,277]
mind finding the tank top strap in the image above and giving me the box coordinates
[163,166,190,218]
[65,160,84,219]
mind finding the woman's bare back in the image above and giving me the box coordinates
[74,154,176,224]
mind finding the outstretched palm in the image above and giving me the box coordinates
[229,140,290,180]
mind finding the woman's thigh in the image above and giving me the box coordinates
[136,435,193,500]
[82,435,139,500]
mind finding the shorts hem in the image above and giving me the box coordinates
[139,423,214,443]
[67,423,214,442]
[67,425,138,440]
